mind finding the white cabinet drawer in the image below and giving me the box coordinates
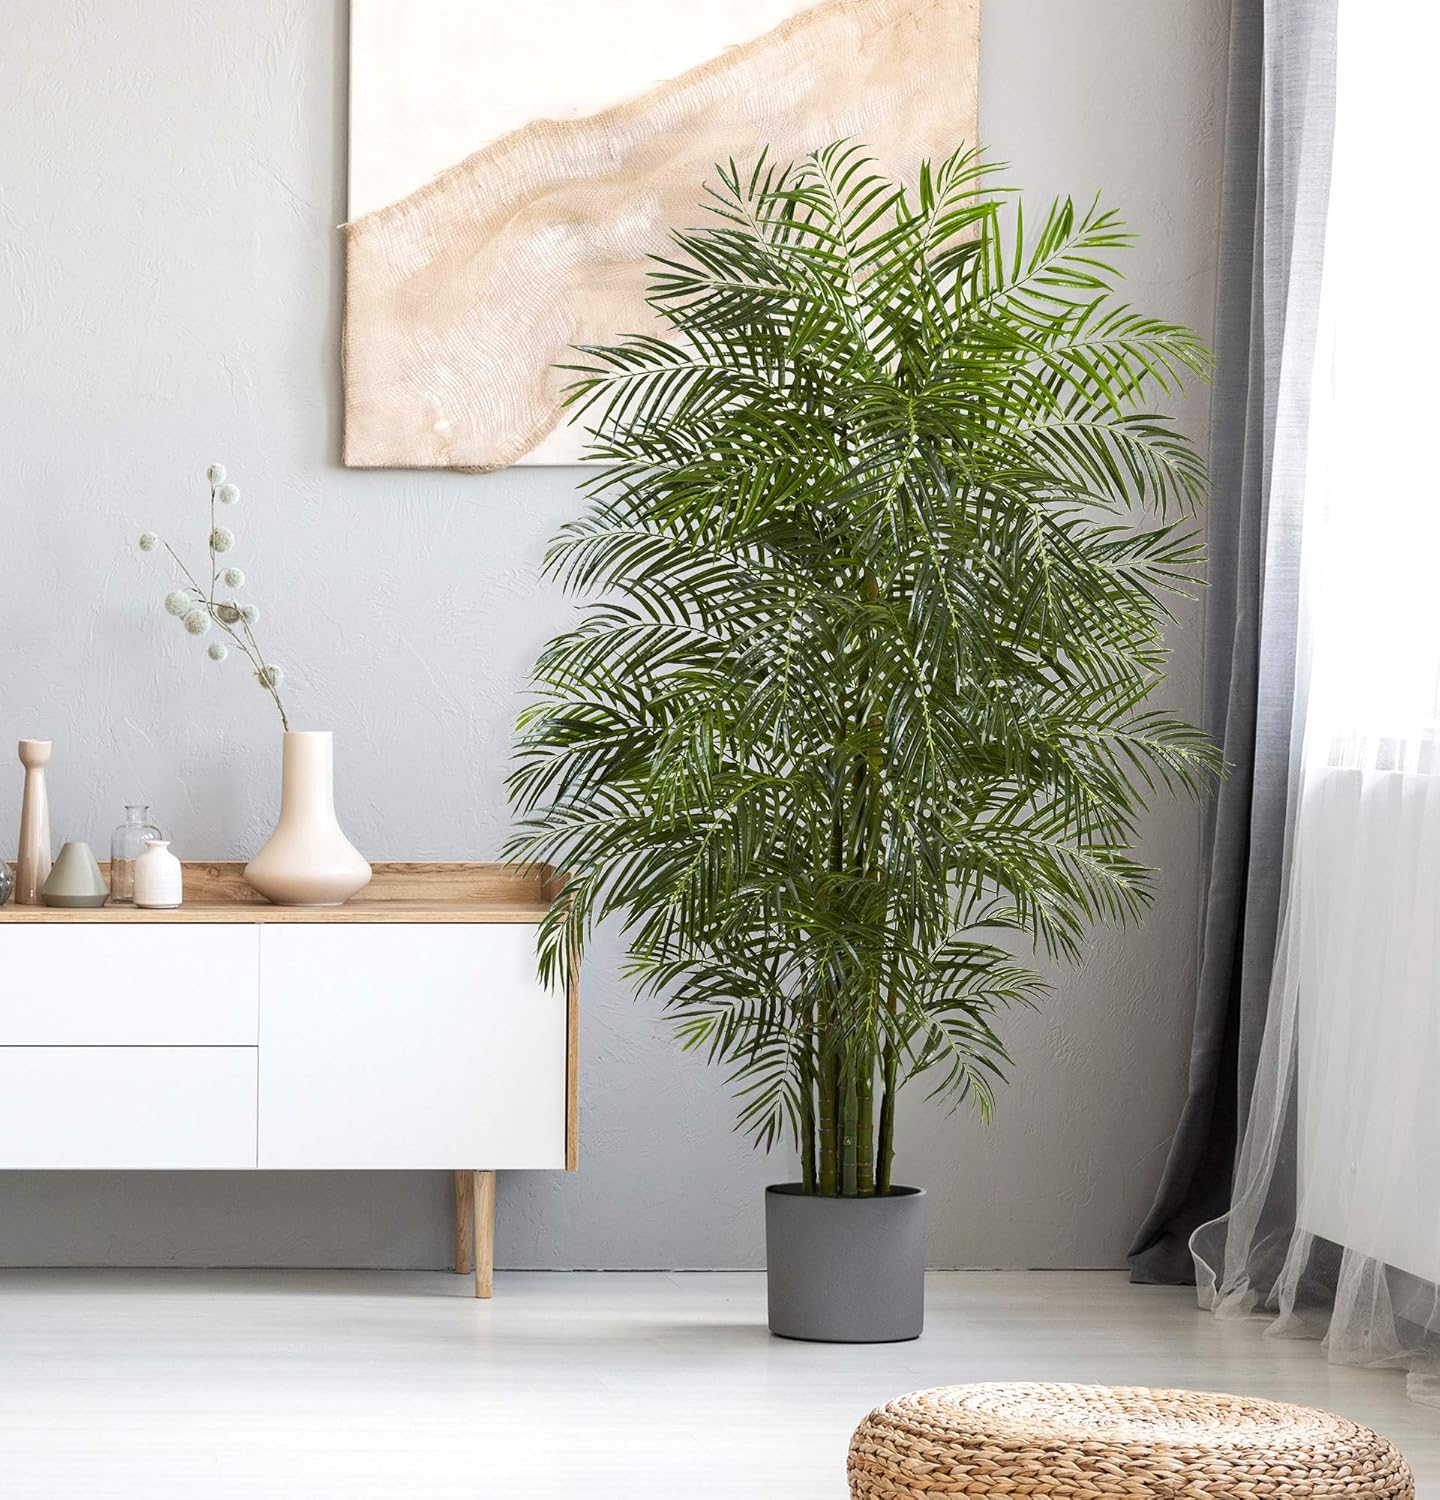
[258,925,566,1169]
[0,1047,257,1168]
[0,926,257,1044]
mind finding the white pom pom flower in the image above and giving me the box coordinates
[207,464,226,485]
[216,483,240,506]
[240,604,259,625]
[214,603,241,625]
[256,664,283,689]
[164,589,192,617]
[209,527,235,553]
[182,608,212,636]
[222,567,245,588]
[207,642,228,662]
[137,532,159,552]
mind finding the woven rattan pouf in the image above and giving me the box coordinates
[848,1383,1415,1499]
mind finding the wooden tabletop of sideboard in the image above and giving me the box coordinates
[0,861,560,923]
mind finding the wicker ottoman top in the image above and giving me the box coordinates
[848,1383,1414,1499]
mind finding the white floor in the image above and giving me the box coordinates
[0,1270,1436,1498]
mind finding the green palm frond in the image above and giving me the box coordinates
[506,143,1218,1195]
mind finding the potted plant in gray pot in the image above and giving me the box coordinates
[508,143,1216,1342]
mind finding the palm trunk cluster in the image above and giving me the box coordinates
[799,563,896,1198]
[798,1028,899,1197]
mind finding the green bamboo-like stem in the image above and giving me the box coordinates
[876,1005,899,1195]
[817,1003,839,1196]
[852,566,883,1198]
[840,1066,859,1196]
[856,1044,875,1194]
[799,1020,818,1194]
[821,697,849,1199]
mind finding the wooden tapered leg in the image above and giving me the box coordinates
[473,1170,496,1299]
[453,1170,475,1275]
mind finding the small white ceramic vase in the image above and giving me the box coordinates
[134,839,183,909]
[244,731,371,907]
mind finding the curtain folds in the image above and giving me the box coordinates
[1193,0,1440,1401]
[1128,0,1338,1285]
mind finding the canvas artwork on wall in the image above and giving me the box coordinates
[343,0,980,470]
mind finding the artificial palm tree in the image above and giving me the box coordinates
[507,142,1217,1200]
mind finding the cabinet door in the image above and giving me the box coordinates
[0,1047,257,1168]
[258,925,566,1168]
[0,926,258,1044]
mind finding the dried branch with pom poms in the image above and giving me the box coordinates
[135,463,290,730]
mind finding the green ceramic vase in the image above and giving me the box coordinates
[40,841,109,908]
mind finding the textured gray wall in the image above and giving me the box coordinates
[0,0,1227,1269]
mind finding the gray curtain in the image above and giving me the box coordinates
[1129,0,1339,1285]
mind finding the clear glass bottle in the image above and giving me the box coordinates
[110,804,163,904]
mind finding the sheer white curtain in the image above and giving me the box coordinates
[1192,0,1440,1403]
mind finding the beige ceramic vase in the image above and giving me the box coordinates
[244,731,371,907]
[15,739,53,905]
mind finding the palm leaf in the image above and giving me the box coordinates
[505,142,1217,1192]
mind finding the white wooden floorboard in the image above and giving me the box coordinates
[0,1270,1434,1498]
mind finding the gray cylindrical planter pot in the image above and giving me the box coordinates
[765,1183,926,1343]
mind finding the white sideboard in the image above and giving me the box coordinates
[0,862,577,1296]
